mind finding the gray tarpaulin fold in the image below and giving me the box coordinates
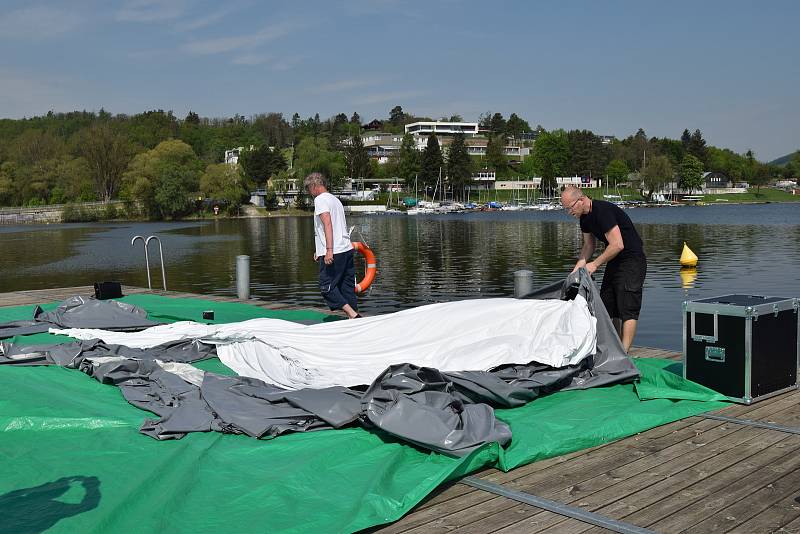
[0,296,160,339]
[0,338,216,366]
[1,269,639,456]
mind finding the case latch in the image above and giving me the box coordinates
[705,346,726,363]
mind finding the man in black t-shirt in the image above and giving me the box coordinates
[560,186,647,352]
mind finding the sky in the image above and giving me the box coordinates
[1,0,798,161]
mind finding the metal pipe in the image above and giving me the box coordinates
[131,235,151,290]
[513,269,534,298]
[236,255,250,300]
[145,236,167,291]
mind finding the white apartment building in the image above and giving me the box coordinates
[404,121,479,136]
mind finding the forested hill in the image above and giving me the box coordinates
[0,108,792,217]
[769,152,798,166]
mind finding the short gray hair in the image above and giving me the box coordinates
[561,185,583,201]
[303,172,326,190]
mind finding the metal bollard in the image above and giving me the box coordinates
[513,270,534,298]
[236,255,250,300]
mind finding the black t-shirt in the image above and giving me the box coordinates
[579,199,644,259]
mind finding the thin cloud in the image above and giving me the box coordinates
[354,90,427,106]
[232,54,272,66]
[182,22,301,55]
[116,0,185,23]
[0,6,82,39]
[174,10,231,32]
[309,79,380,95]
[270,57,301,72]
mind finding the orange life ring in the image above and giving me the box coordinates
[351,241,377,294]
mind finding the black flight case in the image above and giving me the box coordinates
[683,294,799,404]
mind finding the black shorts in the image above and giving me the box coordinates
[600,254,647,321]
[318,249,357,311]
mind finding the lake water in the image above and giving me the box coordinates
[2,203,799,351]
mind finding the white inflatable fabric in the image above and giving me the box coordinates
[54,296,597,390]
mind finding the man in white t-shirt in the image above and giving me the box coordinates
[303,172,360,319]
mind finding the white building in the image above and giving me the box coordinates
[224,145,257,165]
[359,132,404,164]
[405,121,479,137]
[225,147,243,165]
[357,121,531,165]
[493,176,600,190]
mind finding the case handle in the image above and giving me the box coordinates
[690,311,718,343]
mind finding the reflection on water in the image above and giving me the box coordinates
[1,203,799,351]
[680,267,698,289]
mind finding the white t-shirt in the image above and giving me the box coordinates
[313,191,353,257]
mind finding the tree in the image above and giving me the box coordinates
[79,123,133,201]
[484,135,507,175]
[346,133,371,181]
[630,128,649,170]
[641,155,673,200]
[567,130,609,178]
[389,105,405,126]
[680,129,692,148]
[786,151,800,178]
[349,112,361,125]
[185,111,200,125]
[749,162,771,194]
[397,133,419,187]
[489,113,506,134]
[293,136,346,189]
[531,131,569,193]
[605,159,629,187]
[687,129,708,165]
[252,112,292,147]
[11,129,64,166]
[446,133,472,197]
[122,139,203,218]
[200,163,249,214]
[0,162,14,205]
[505,113,531,139]
[239,145,286,187]
[419,135,443,192]
[679,154,704,193]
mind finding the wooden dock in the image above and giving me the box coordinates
[376,345,800,534]
[2,287,799,533]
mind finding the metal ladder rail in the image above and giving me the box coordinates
[131,235,167,291]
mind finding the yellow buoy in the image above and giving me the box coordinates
[680,266,697,288]
[680,242,698,267]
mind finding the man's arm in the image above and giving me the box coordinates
[572,232,596,272]
[319,212,334,264]
[585,225,624,274]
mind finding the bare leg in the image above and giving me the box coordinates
[342,304,359,319]
[621,319,638,353]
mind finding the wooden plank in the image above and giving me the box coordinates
[668,446,800,533]
[699,481,800,533]
[638,441,800,532]
[384,389,799,532]
[380,418,711,531]
[382,418,725,533]
[382,392,800,533]
[528,407,800,533]
[429,420,775,533]
[580,436,800,533]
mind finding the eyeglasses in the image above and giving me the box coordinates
[563,197,582,211]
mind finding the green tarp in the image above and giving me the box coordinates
[0,295,728,533]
